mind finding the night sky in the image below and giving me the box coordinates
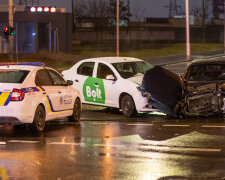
[0,0,211,19]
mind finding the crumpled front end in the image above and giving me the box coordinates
[141,66,225,117]
[179,83,224,116]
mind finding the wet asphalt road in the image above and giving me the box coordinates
[0,111,225,179]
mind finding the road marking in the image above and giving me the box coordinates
[93,144,124,147]
[201,125,225,128]
[0,142,6,145]
[184,148,222,152]
[126,124,153,126]
[7,140,38,144]
[0,168,9,180]
[92,123,109,125]
[162,124,190,127]
[49,142,81,146]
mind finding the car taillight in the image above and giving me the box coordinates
[10,89,25,101]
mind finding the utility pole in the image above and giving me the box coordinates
[224,1,225,54]
[167,0,181,18]
[116,0,119,57]
[9,0,14,61]
[72,0,75,33]
[202,0,206,43]
[185,0,190,61]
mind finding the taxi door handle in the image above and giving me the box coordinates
[75,79,79,82]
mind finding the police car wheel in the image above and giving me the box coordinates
[68,98,81,122]
[121,95,137,118]
[32,105,46,132]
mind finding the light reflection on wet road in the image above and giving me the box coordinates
[0,111,224,179]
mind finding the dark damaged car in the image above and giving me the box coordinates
[141,57,225,117]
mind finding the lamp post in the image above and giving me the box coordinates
[116,0,119,57]
[9,0,14,61]
[185,0,190,61]
[224,1,225,54]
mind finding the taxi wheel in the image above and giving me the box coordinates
[32,105,46,132]
[121,95,137,118]
[68,98,81,122]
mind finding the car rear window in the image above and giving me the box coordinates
[0,70,29,83]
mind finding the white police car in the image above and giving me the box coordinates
[0,63,81,132]
[62,57,156,117]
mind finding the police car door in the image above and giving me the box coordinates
[96,62,117,107]
[47,69,73,114]
[74,62,97,104]
[35,69,62,117]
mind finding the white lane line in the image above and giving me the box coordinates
[163,124,190,127]
[184,148,222,152]
[0,142,6,145]
[44,142,223,153]
[49,142,81,145]
[93,144,124,147]
[141,145,222,153]
[202,125,225,128]
[92,123,109,125]
[126,124,153,126]
[8,140,39,143]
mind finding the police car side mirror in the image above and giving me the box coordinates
[67,80,73,86]
[106,75,116,81]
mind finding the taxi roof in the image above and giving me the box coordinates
[82,57,144,64]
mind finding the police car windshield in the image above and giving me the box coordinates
[112,61,152,79]
[0,70,30,83]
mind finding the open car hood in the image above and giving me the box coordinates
[141,66,183,116]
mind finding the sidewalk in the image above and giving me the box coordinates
[148,50,224,66]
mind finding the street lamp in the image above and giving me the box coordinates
[224,0,225,54]
[9,0,14,61]
[185,0,190,61]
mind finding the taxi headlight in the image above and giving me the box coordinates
[136,86,141,92]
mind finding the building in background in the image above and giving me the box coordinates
[0,5,72,54]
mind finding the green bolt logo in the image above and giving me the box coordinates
[83,77,105,104]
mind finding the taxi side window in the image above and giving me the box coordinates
[77,62,94,77]
[48,70,66,86]
[97,63,115,79]
[35,69,54,86]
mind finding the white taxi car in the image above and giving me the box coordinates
[0,63,81,132]
[62,57,156,117]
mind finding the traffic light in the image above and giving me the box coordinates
[3,26,9,35]
[3,26,16,36]
[9,27,16,35]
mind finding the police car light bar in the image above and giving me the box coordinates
[0,62,45,66]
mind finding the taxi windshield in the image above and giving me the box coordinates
[0,70,30,83]
[112,61,152,79]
